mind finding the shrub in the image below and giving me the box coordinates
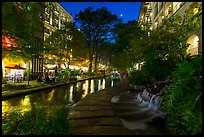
[161,54,202,135]
[2,107,71,135]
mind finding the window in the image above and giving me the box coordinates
[44,27,50,34]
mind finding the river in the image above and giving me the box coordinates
[2,77,119,123]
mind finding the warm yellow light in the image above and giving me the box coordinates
[193,36,199,46]
[102,79,106,89]
[69,85,73,102]
[47,89,55,101]
[193,7,199,15]
[90,80,94,93]
[20,95,31,115]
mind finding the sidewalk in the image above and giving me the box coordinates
[68,78,168,135]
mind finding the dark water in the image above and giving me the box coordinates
[2,77,119,123]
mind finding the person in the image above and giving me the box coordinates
[37,74,43,83]
[45,73,50,84]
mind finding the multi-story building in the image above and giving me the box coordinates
[43,2,73,72]
[138,2,202,56]
[44,2,72,41]
[2,2,73,80]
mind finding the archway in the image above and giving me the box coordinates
[186,35,199,55]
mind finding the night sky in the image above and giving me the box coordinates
[59,2,142,28]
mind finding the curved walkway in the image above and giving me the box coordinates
[68,78,169,135]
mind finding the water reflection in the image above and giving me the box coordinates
[2,78,119,123]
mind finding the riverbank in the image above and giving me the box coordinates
[2,75,109,101]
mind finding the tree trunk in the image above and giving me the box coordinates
[94,51,98,72]
[88,51,93,73]
[93,39,98,72]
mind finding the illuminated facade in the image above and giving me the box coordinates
[44,2,72,41]
[2,2,73,79]
[138,2,202,56]
[43,2,73,71]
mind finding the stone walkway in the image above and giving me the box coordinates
[68,78,169,135]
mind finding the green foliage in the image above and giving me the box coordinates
[2,107,71,135]
[57,69,70,79]
[161,54,202,135]
[3,84,28,90]
[111,20,140,71]
[128,14,200,85]
[2,2,46,61]
[129,69,152,85]
[75,6,121,72]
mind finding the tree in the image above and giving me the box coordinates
[44,22,86,70]
[111,20,141,72]
[2,2,58,79]
[74,6,121,73]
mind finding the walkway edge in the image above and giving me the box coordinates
[2,75,109,101]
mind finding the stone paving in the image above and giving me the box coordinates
[68,78,169,135]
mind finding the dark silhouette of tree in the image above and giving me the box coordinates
[74,6,121,73]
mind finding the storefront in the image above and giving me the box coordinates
[4,65,26,82]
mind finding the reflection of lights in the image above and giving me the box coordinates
[21,96,30,106]
[82,82,88,98]
[102,79,106,89]
[20,95,31,115]
[69,85,73,102]
[90,80,94,93]
[98,80,101,90]
[111,80,114,87]
[2,101,10,116]
[76,83,79,88]
[47,89,55,101]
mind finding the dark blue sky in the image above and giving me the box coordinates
[59,2,141,28]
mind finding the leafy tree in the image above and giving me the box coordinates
[2,2,46,61]
[44,22,86,70]
[111,20,141,72]
[74,6,121,73]
[129,14,198,85]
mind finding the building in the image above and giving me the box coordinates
[2,2,73,80]
[44,2,72,40]
[138,2,202,56]
[2,2,45,80]
[43,2,73,72]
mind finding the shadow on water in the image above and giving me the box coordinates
[2,77,119,123]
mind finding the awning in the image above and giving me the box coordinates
[5,65,26,70]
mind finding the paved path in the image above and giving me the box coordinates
[68,78,169,135]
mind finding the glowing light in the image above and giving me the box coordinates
[102,79,106,89]
[69,85,73,102]
[20,96,31,115]
[47,89,55,101]
[98,80,101,91]
[111,80,114,87]
[90,80,94,93]
[120,14,123,17]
